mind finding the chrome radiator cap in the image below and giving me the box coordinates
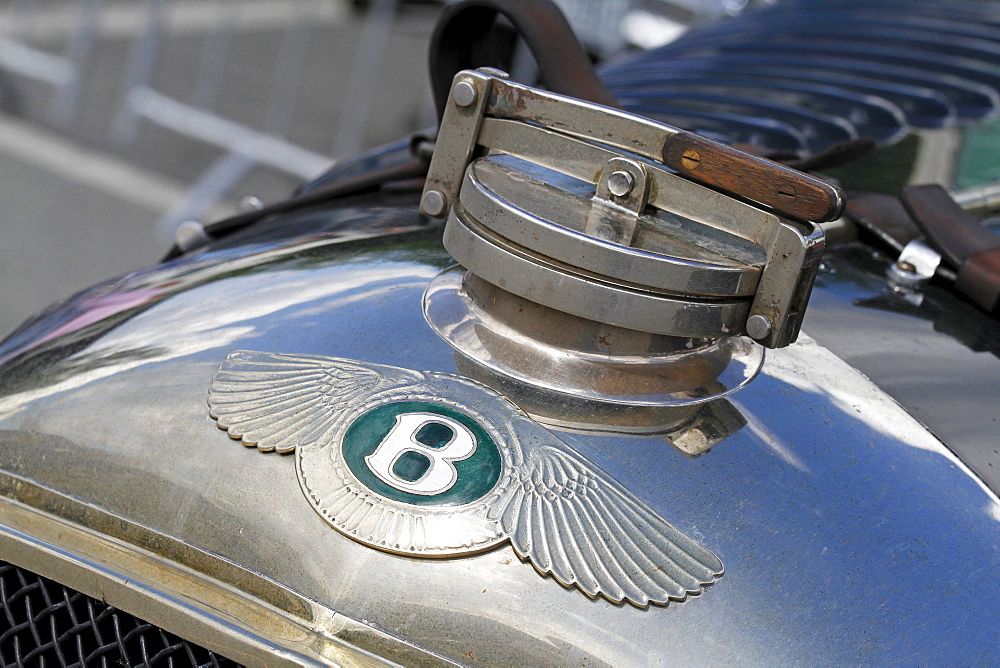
[421,70,837,408]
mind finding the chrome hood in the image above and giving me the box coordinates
[0,204,998,665]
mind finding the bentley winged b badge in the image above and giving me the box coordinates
[208,351,723,607]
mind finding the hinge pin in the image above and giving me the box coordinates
[421,190,447,216]
[608,170,635,197]
[453,81,478,108]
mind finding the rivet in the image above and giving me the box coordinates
[453,81,478,107]
[421,190,447,216]
[746,314,773,341]
[607,170,635,197]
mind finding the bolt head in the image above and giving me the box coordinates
[238,195,263,213]
[174,220,210,253]
[452,81,478,107]
[421,190,447,217]
[746,314,773,341]
[886,260,928,289]
[607,170,635,197]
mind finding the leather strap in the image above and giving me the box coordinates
[901,184,1000,314]
[428,0,617,120]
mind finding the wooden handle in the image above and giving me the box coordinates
[662,133,844,223]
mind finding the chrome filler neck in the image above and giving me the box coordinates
[421,69,835,408]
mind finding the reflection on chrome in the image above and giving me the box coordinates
[0,261,437,420]
[456,353,746,455]
[424,266,764,408]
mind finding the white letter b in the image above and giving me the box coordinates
[364,412,477,496]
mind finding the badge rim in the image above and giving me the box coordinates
[296,379,519,557]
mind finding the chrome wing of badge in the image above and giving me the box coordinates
[209,351,723,608]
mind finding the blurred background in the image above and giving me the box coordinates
[0,0,432,338]
[2,0,997,340]
[0,0,756,339]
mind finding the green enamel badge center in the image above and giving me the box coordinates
[342,401,502,506]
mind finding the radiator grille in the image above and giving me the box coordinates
[0,560,241,667]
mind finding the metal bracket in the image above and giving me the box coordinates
[587,157,650,245]
[888,239,942,288]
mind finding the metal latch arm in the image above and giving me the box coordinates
[484,76,844,223]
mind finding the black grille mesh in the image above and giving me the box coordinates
[0,560,241,667]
